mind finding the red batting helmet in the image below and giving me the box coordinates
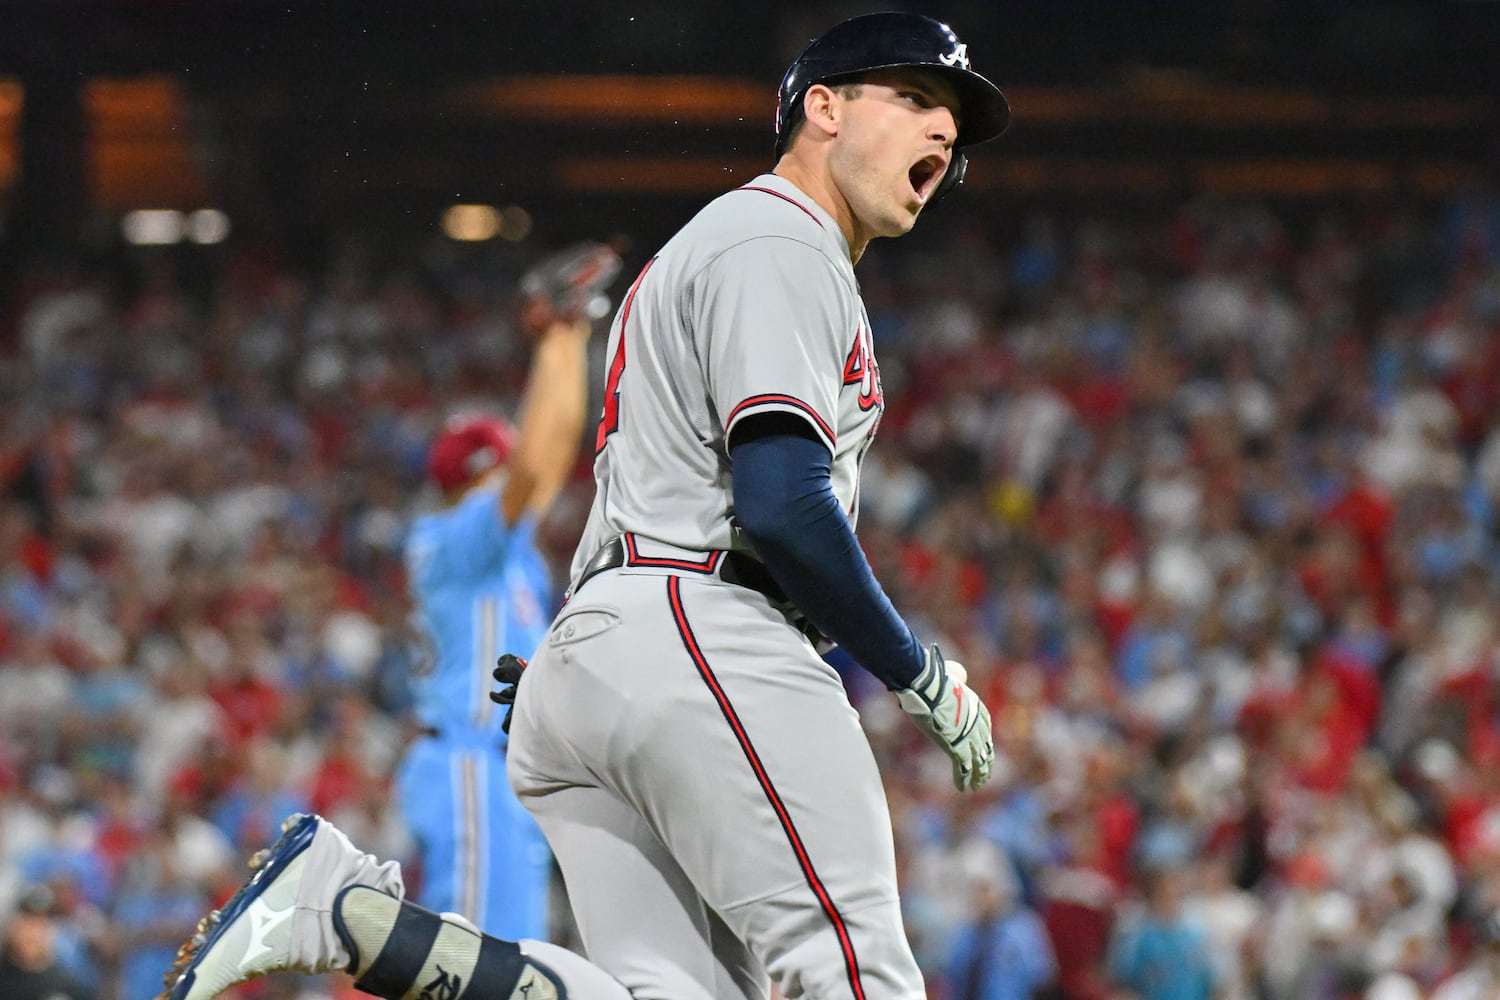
[427,413,516,493]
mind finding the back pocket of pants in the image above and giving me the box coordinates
[547,605,622,649]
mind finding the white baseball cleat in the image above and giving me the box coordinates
[158,813,404,1000]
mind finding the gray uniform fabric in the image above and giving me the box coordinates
[508,173,923,1000]
[570,173,881,567]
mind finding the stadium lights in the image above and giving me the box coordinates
[187,209,231,244]
[121,209,185,245]
[442,204,501,241]
[498,206,532,243]
[441,204,532,242]
[121,208,232,246]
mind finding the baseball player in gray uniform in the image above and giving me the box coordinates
[158,12,1008,1000]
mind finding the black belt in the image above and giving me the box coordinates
[570,536,827,647]
[572,536,789,604]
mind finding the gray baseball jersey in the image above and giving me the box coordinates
[508,173,924,1000]
[571,172,883,581]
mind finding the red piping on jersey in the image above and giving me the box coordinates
[725,394,836,446]
[737,185,824,229]
[666,576,868,1000]
[595,257,658,454]
[623,533,725,573]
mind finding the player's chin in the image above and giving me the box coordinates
[866,199,918,237]
[887,204,922,235]
[856,193,919,239]
[900,187,931,224]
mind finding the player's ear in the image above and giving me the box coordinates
[801,83,842,140]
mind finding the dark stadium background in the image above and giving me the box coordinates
[1,1,1496,268]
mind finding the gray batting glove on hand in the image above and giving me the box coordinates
[895,644,995,792]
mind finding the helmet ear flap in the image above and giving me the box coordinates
[926,151,967,207]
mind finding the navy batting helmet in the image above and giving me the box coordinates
[774,12,1010,203]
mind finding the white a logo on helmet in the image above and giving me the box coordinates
[939,43,969,69]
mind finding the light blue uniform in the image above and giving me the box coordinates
[396,487,553,940]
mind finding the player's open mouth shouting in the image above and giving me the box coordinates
[909,152,949,205]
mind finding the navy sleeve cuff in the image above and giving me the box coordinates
[729,425,923,689]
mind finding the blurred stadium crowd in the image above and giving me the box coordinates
[3,182,1500,1000]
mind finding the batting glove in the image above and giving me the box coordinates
[894,644,995,792]
[490,653,527,734]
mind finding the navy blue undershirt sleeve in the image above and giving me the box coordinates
[729,417,924,690]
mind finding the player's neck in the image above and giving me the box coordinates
[771,158,867,266]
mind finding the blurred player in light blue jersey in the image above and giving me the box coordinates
[395,243,619,940]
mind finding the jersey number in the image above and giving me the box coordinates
[595,257,656,453]
[596,334,626,451]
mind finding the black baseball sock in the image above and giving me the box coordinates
[332,886,566,1000]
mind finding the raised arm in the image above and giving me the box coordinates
[498,242,622,526]
[499,318,591,525]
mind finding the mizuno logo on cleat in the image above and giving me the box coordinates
[243,898,293,966]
